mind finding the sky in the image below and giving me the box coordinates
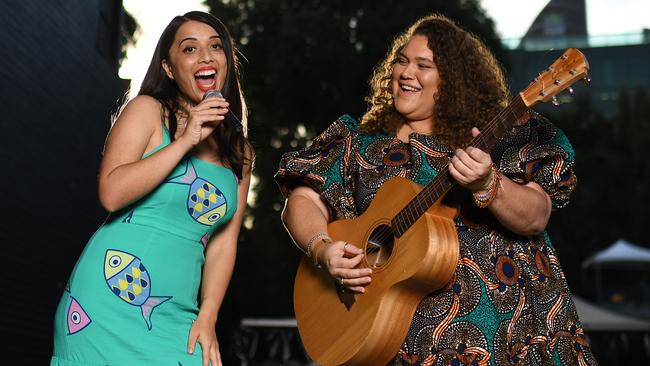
[482,0,650,38]
[120,0,650,95]
[119,0,209,95]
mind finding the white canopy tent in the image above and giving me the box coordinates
[582,239,650,268]
[580,239,650,319]
[573,295,650,331]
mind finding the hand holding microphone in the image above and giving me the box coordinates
[177,92,229,148]
[202,89,243,132]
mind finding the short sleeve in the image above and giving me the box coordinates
[274,115,359,219]
[492,112,577,210]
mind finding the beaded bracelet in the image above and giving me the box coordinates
[305,233,331,258]
[472,164,501,208]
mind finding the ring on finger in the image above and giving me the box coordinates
[343,242,349,252]
[338,277,344,285]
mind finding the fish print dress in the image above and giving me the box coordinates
[51,117,238,366]
[275,114,598,366]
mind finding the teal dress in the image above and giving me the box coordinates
[51,121,239,366]
[275,114,598,366]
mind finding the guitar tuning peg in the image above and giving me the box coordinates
[568,86,575,96]
[552,96,560,107]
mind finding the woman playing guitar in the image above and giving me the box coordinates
[275,14,597,366]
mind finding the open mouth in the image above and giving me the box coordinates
[399,83,421,93]
[195,68,217,91]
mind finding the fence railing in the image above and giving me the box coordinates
[232,318,315,366]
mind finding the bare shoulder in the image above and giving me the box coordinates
[114,95,163,128]
[105,95,164,154]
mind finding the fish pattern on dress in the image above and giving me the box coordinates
[167,159,228,226]
[104,249,172,330]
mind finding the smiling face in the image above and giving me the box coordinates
[391,34,440,125]
[162,20,228,104]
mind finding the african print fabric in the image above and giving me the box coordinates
[275,114,597,366]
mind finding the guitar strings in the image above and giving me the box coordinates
[360,96,529,255]
[393,97,528,232]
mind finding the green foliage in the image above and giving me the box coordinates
[120,9,139,68]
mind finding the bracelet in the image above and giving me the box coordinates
[311,237,332,269]
[305,233,331,258]
[472,164,501,208]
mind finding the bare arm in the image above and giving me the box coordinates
[198,160,251,321]
[187,148,253,365]
[449,127,552,236]
[282,186,372,292]
[98,95,229,212]
[281,186,331,253]
[485,178,551,235]
[98,96,191,211]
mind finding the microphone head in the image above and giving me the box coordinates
[202,89,223,100]
[201,89,242,132]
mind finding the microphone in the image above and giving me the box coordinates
[202,89,243,132]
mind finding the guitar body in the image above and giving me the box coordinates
[294,176,460,365]
[293,48,589,366]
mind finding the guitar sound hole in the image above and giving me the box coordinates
[365,224,394,268]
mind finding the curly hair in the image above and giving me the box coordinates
[361,14,510,148]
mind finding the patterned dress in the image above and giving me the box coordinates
[51,118,239,366]
[275,114,597,366]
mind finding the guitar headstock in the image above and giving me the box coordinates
[520,48,590,108]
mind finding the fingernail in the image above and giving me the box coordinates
[188,348,193,354]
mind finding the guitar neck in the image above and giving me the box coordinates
[391,95,529,237]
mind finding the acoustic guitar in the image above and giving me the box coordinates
[294,48,590,366]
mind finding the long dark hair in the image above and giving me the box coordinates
[139,11,252,179]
